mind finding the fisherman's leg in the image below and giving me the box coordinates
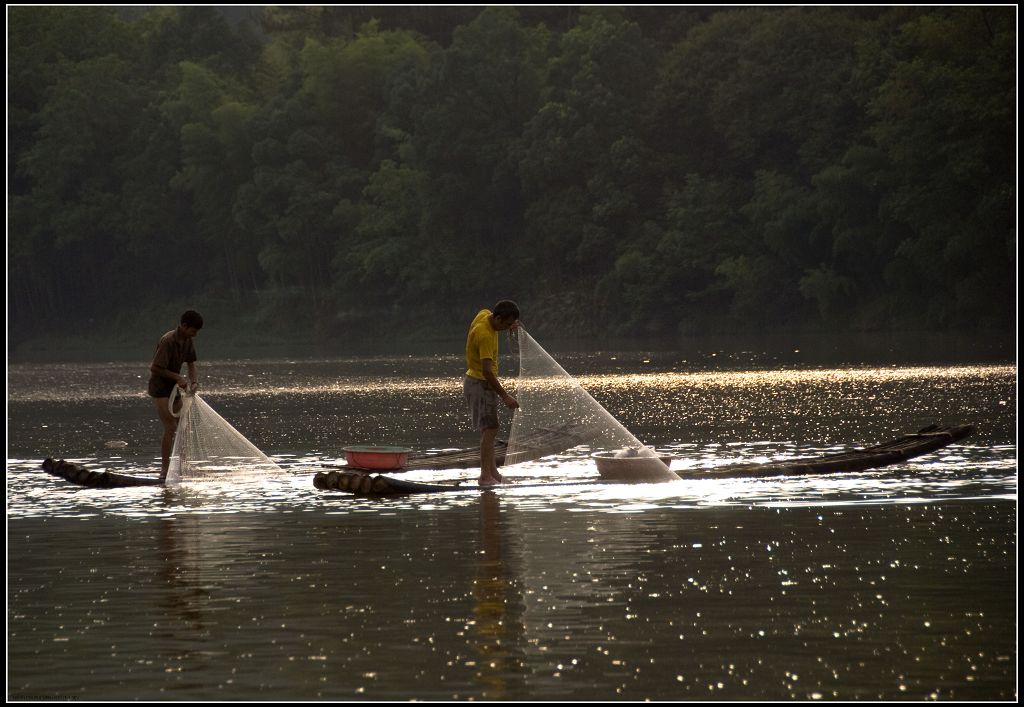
[154,397,178,480]
[480,426,500,484]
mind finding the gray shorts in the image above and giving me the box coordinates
[464,376,499,431]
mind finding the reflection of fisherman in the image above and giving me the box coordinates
[472,492,523,696]
[148,310,202,481]
[157,516,207,630]
[464,300,520,486]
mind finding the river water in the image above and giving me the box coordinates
[6,351,1017,700]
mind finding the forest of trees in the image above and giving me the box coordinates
[8,6,1016,353]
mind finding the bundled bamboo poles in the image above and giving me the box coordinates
[313,470,395,495]
[41,458,164,487]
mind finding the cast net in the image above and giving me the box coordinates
[505,327,677,481]
[166,388,282,483]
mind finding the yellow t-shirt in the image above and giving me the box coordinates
[465,309,498,380]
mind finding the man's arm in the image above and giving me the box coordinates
[482,359,518,409]
[151,363,189,390]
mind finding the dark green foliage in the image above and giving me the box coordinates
[7,7,1014,349]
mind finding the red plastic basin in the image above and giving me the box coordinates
[343,445,413,470]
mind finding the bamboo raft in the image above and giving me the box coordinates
[314,423,974,497]
[40,423,973,492]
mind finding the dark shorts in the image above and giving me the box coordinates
[148,381,175,399]
[464,376,499,431]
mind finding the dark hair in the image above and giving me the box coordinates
[180,310,204,329]
[492,300,520,321]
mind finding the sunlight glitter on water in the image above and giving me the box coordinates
[7,362,1014,401]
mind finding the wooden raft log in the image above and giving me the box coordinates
[313,470,403,496]
[41,458,164,487]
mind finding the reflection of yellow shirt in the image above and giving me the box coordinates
[465,309,498,380]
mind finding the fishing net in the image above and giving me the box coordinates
[505,327,677,481]
[166,389,282,483]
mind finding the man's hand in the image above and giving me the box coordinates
[502,394,520,410]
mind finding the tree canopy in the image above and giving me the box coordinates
[8,6,1015,351]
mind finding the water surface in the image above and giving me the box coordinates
[7,355,1017,699]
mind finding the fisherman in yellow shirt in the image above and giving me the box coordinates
[464,300,520,486]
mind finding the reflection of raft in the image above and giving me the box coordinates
[315,424,974,496]
[42,458,164,487]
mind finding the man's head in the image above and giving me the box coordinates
[179,310,204,336]
[491,300,520,330]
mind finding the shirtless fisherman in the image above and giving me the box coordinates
[148,310,202,480]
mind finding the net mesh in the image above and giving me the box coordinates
[505,327,676,481]
[167,392,282,483]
